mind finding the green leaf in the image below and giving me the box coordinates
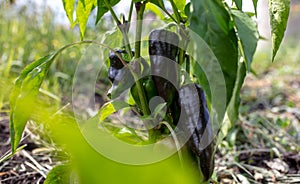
[96,0,121,24]
[9,42,90,152]
[10,54,56,152]
[113,127,143,144]
[252,0,258,16]
[173,0,186,12]
[146,3,165,19]
[269,0,290,61]
[231,10,259,70]
[219,61,246,142]
[190,0,238,105]
[0,145,27,164]
[62,0,75,26]
[44,165,71,184]
[76,0,97,39]
[150,0,167,12]
[227,61,246,125]
[99,100,130,122]
[234,0,242,10]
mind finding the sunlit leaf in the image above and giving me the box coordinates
[10,54,55,152]
[231,10,259,70]
[113,127,143,144]
[98,100,129,122]
[269,0,290,61]
[62,0,75,26]
[9,41,91,152]
[76,0,97,39]
[173,0,186,12]
[146,3,165,19]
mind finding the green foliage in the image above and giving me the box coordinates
[62,0,121,38]
[234,0,242,10]
[223,61,247,139]
[8,45,76,152]
[269,0,290,61]
[190,0,238,106]
[96,0,121,24]
[231,10,259,70]
[252,0,258,16]
[76,0,97,39]
[173,0,186,12]
[9,41,94,152]
[62,0,75,25]
[9,54,54,152]
[99,100,130,122]
[44,164,71,184]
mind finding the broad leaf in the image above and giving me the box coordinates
[76,0,97,39]
[99,100,130,122]
[9,42,89,152]
[173,0,186,12]
[234,0,242,10]
[10,54,55,152]
[190,0,238,105]
[96,0,121,24]
[44,165,71,184]
[231,10,259,70]
[62,0,75,25]
[269,0,290,61]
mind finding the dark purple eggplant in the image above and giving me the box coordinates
[149,29,179,107]
[178,83,215,182]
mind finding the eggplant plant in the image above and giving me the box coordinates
[9,0,291,183]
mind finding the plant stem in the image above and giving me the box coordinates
[178,26,190,66]
[186,54,190,74]
[128,1,134,23]
[134,2,160,142]
[134,2,145,59]
[169,0,181,23]
[134,2,150,115]
[121,28,134,58]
